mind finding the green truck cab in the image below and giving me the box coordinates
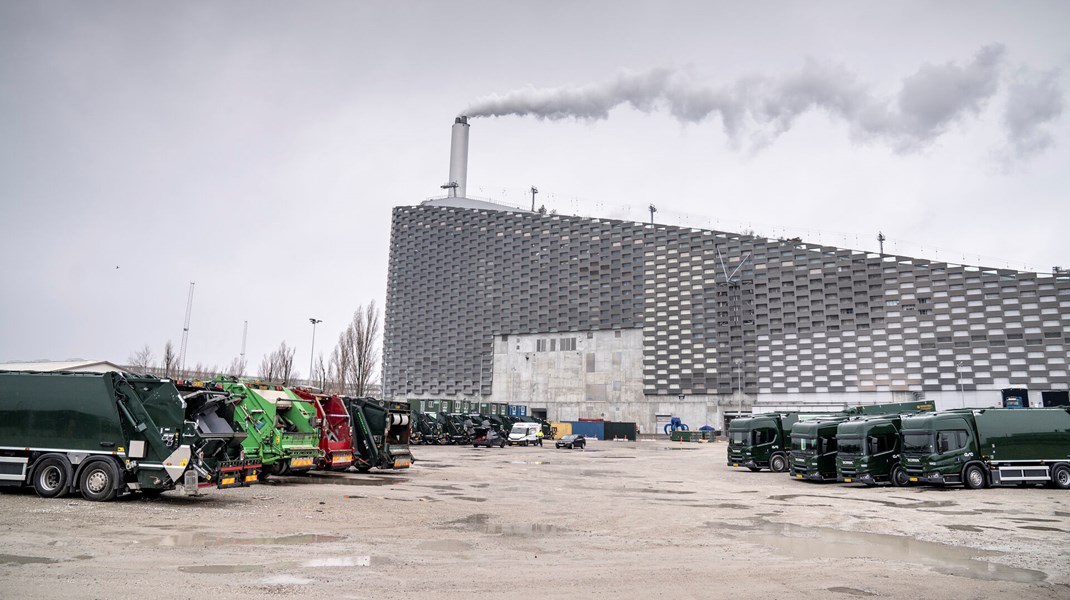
[216,380,322,476]
[727,413,798,472]
[0,371,200,501]
[789,416,848,481]
[835,415,908,486]
[899,408,1070,489]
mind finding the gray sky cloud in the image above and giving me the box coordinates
[1003,69,1064,158]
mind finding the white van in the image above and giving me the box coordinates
[508,422,542,446]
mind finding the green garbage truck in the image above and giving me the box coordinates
[215,380,322,477]
[0,371,201,501]
[900,407,1070,489]
[172,379,261,488]
[788,415,849,481]
[727,413,799,472]
[835,415,910,486]
[790,401,934,482]
[345,397,414,471]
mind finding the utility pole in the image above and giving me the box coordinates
[530,186,539,211]
[239,320,248,376]
[178,282,195,374]
[649,204,657,225]
[877,231,886,255]
[956,361,966,408]
[735,358,743,416]
[309,318,322,387]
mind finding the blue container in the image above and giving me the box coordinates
[568,420,605,440]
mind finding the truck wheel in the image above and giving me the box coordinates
[769,454,787,473]
[964,464,987,490]
[890,465,909,487]
[32,457,70,498]
[1051,465,1070,490]
[78,459,119,502]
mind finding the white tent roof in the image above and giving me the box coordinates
[0,360,125,373]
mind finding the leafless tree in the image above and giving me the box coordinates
[161,341,177,377]
[311,353,328,391]
[329,301,381,396]
[226,356,247,378]
[258,341,298,385]
[128,344,155,371]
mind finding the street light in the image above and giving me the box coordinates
[734,358,744,416]
[308,318,322,386]
[955,361,966,408]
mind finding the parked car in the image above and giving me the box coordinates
[555,434,586,449]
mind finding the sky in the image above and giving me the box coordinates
[1,1,1068,376]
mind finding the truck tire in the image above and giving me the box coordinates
[890,465,909,487]
[32,456,70,498]
[963,464,987,490]
[1051,465,1070,490]
[769,454,788,473]
[78,459,119,502]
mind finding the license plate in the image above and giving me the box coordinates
[732,463,739,467]
[290,457,314,469]
[796,474,803,479]
[393,460,411,468]
[909,477,918,482]
[844,478,852,483]
[221,477,236,486]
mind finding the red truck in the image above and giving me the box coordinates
[291,388,355,471]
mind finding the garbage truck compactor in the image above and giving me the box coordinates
[290,388,354,471]
[899,407,1070,489]
[345,397,414,471]
[0,371,213,501]
[215,380,322,477]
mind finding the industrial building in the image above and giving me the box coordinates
[382,118,1070,433]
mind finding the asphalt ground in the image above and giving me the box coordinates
[0,440,1068,599]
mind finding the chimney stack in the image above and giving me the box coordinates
[448,116,469,198]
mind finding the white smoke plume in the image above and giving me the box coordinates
[464,45,1062,157]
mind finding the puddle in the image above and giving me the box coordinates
[277,474,406,487]
[1053,511,1070,517]
[179,564,264,574]
[420,539,472,552]
[727,519,1046,583]
[440,514,566,536]
[261,574,312,586]
[0,554,60,566]
[456,497,487,502]
[658,447,698,451]
[159,533,344,547]
[944,524,984,532]
[1018,526,1067,533]
[344,495,367,499]
[636,488,696,495]
[508,461,549,465]
[768,493,956,509]
[303,556,370,567]
[827,587,876,597]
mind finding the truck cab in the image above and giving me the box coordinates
[727,413,797,472]
[835,415,906,486]
[899,411,979,486]
[789,416,847,481]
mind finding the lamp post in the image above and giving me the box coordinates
[955,361,966,408]
[734,358,743,416]
[308,318,322,386]
[649,204,657,225]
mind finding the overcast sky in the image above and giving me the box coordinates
[1,1,1067,375]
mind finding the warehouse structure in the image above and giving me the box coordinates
[383,197,1070,433]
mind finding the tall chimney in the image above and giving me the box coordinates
[448,116,469,198]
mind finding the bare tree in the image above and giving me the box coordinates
[328,301,381,396]
[258,341,299,385]
[311,352,328,391]
[128,344,155,371]
[227,356,247,378]
[161,341,177,377]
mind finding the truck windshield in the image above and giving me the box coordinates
[791,436,816,454]
[728,431,747,445]
[837,436,864,456]
[902,432,933,454]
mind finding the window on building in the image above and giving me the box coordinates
[561,337,577,351]
[536,339,547,352]
[586,353,596,373]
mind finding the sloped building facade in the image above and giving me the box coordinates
[384,201,1070,431]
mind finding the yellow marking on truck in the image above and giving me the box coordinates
[909,477,919,482]
[221,477,236,486]
[796,474,803,478]
[732,463,739,467]
[290,457,314,468]
[245,474,258,483]
[394,460,411,468]
[844,478,852,483]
